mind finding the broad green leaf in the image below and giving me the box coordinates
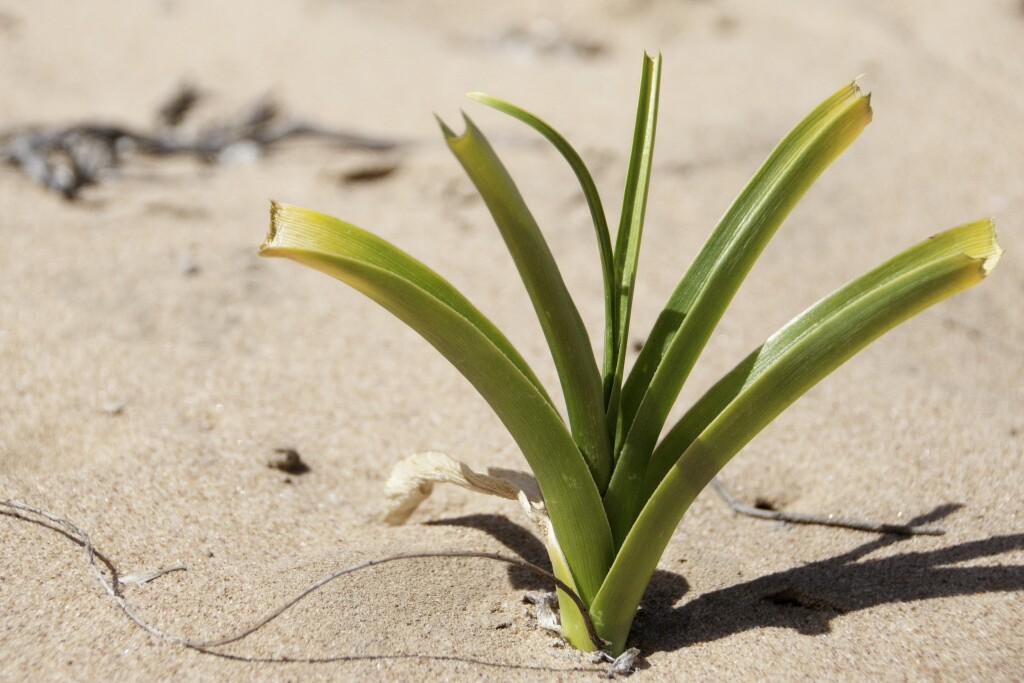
[644,219,1000,493]
[467,92,619,399]
[605,82,872,544]
[262,202,549,401]
[440,115,613,492]
[591,219,1001,652]
[261,202,614,600]
[605,52,662,435]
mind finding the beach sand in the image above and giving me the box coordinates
[1,1,1022,679]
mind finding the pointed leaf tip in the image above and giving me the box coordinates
[436,112,482,143]
[434,114,457,139]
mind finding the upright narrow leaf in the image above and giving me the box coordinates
[441,115,613,492]
[467,92,619,398]
[605,82,872,544]
[605,52,662,434]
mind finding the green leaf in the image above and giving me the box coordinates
[440,114,613,492]
[467,92,619,400]
[645,219,1001,493]
[261,201,614,600]
[604,81,872,544]
[605,52,662,436]
[591,219,1001,651]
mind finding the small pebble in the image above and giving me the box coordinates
[101,401,126,416]
[268,447,310,475]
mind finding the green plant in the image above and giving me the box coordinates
[259,53,1000,655]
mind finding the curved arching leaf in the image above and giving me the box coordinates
[261,201,615,601]
[591,219,1001,650]
[467,91,619,396]
[440,116,613,492]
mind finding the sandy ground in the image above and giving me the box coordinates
[1,1,1022,680]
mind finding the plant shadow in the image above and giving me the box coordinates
[427,513,689,601]
[428,505,1023,655]
[634,503,1024,653]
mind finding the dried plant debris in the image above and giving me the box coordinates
[523,591,562,633]
[710,477,947,536]
[590,646,641,678]
[156,83,203,128]
[0,84,400,199]
[604,647,640,677]
[119,565,187,586]
[0,497,609,673]
[336,157,402,184]
[383,451,544,527]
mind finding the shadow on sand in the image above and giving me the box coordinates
[430,504,1024,653]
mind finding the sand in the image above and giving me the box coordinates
[1,0,1022,680]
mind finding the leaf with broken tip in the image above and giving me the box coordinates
[590,218,1002,648]
[261,202,614,603]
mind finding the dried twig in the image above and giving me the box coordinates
[0,498,611,665]
[195,550,606,651]
[4,483,943,676]
[120,566,187,586]
[0,86,401,199]
[156,84,203,128]
[710,476,947,536]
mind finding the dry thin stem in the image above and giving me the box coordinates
[2,485,941,674]
[0,498,607,655]
[196,550,606,651]
[710,476,947,536]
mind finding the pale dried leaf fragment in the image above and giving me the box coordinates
[119,566,187,586]
[382,452,586,642]
[383,451,541,525]
[523,592,562,633]
[606,647,640,677]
